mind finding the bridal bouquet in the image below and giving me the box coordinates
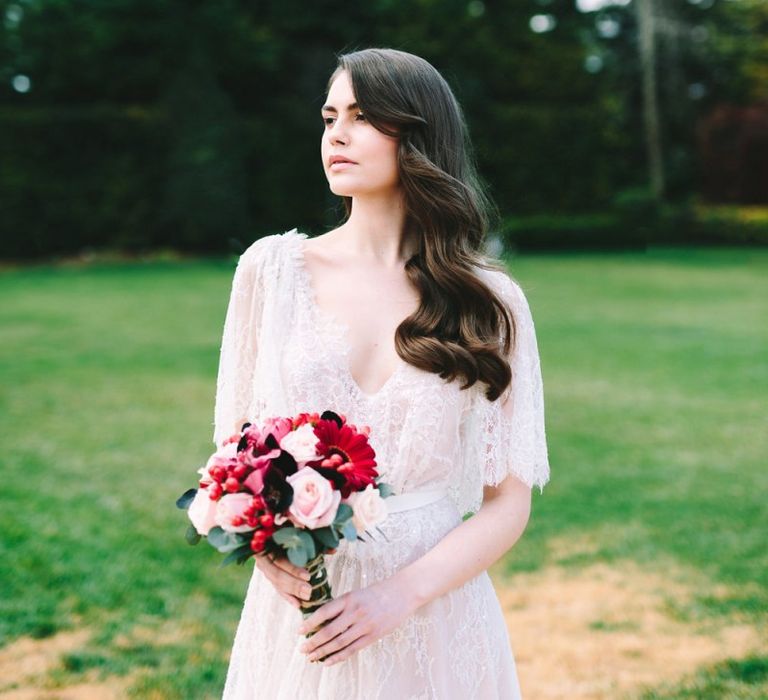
[176,410,391,619]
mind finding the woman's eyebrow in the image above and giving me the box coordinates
[320,102,359,113]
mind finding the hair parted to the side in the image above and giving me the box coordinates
[327,47,517,402]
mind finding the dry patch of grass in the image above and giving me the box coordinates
[0,627,134,700]
[0,616,219,700]
[497,555,766,699]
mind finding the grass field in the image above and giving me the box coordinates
[1,246,766,698]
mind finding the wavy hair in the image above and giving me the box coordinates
[326,47,516,402]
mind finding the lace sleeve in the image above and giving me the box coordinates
[467,271,551,495]
[212,242,265,447]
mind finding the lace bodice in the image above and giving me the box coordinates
[213,229,550,516]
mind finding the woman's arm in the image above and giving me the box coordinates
[395,476,531,609]
[296,473,532,665]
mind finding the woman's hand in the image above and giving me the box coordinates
[297,574,419,666]
[254,552,312,609]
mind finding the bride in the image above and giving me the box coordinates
[217,47,550,699]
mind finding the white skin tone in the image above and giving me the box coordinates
[258,69,533,666]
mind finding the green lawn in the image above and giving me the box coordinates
[1,246,766,698]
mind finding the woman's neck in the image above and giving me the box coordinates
[335,192,416,266]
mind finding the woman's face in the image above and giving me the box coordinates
[320,70,400,198]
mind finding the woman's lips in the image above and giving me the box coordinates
[329,161,356,171]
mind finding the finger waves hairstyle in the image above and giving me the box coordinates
[327,47,517,402]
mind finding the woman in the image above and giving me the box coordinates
[217,47,550,699]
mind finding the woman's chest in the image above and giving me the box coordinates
[277,306,472,425]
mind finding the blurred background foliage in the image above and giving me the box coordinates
[0,0,766,258]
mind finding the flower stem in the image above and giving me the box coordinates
[299,552,334,662]
[299,552,333,619]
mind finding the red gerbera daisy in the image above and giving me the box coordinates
[312,419,378,497]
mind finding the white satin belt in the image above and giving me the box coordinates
[384,488,449,514]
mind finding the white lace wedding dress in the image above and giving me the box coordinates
[214,229,550,699]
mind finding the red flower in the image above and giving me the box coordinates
[293,412,321,428]
[312,419,378,497]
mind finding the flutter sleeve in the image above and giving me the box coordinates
[465,270,551,495]
[212,242,265,447]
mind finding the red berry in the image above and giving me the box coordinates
[224,477,240,493]
[249,530,268,552]
[211,466,227,483]
[232,464,249,480]
[259,513,274,528]
[232,515,243,527]
[208,482,223,500]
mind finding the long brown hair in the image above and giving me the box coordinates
[327,47,516,402]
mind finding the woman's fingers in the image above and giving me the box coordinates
[307,625,361,662]
[323,634,373,666]
[272,557,311,582]
[255,554,313,601]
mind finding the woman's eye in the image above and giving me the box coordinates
[321,113,365,127]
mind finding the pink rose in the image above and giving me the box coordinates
[261,416,293,444]
[345,484,388,534]
[214,493,255,533]
[286,467,340,529]
[187,489,218,536]
[279,423,321,467]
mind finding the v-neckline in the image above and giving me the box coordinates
[288,230,407,401]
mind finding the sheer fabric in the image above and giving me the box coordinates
[216,229,550,699]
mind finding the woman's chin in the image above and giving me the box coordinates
[328,183,361,197]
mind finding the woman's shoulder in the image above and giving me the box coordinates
[238,228,304,267]
[471,259,530,313]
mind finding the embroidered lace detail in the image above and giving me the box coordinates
[214,229,550,699]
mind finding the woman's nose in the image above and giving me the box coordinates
[328,120,348,144]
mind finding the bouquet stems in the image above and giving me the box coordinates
[299,553,334,662]
[299,552,333,619]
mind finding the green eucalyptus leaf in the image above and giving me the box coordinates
[377,482,393,499]
[220,544,253,568]
[313,527,339,550]
[333,503,353,525]
[272,527,302,549]
[207,527,243,553]
[185,523,201,545]
[287,545,308,568]
[341,520,357,542]
[176,488,197,510]
[207,526,226,546]
[296,529,316,559]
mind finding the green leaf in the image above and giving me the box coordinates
[207,527,245,553]
[220,544,253,567]
[333,503,353,525]
[296,529,316,560]
[272,526,302,549]
[176,488,197,510]
[377,482,393,499]
[313,527,339,550]
[341,520,357,542]
[287,545,308,568]
[185,523,201,545]
[207,526,225,544]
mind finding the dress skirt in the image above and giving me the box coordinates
[221,497,523,700]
